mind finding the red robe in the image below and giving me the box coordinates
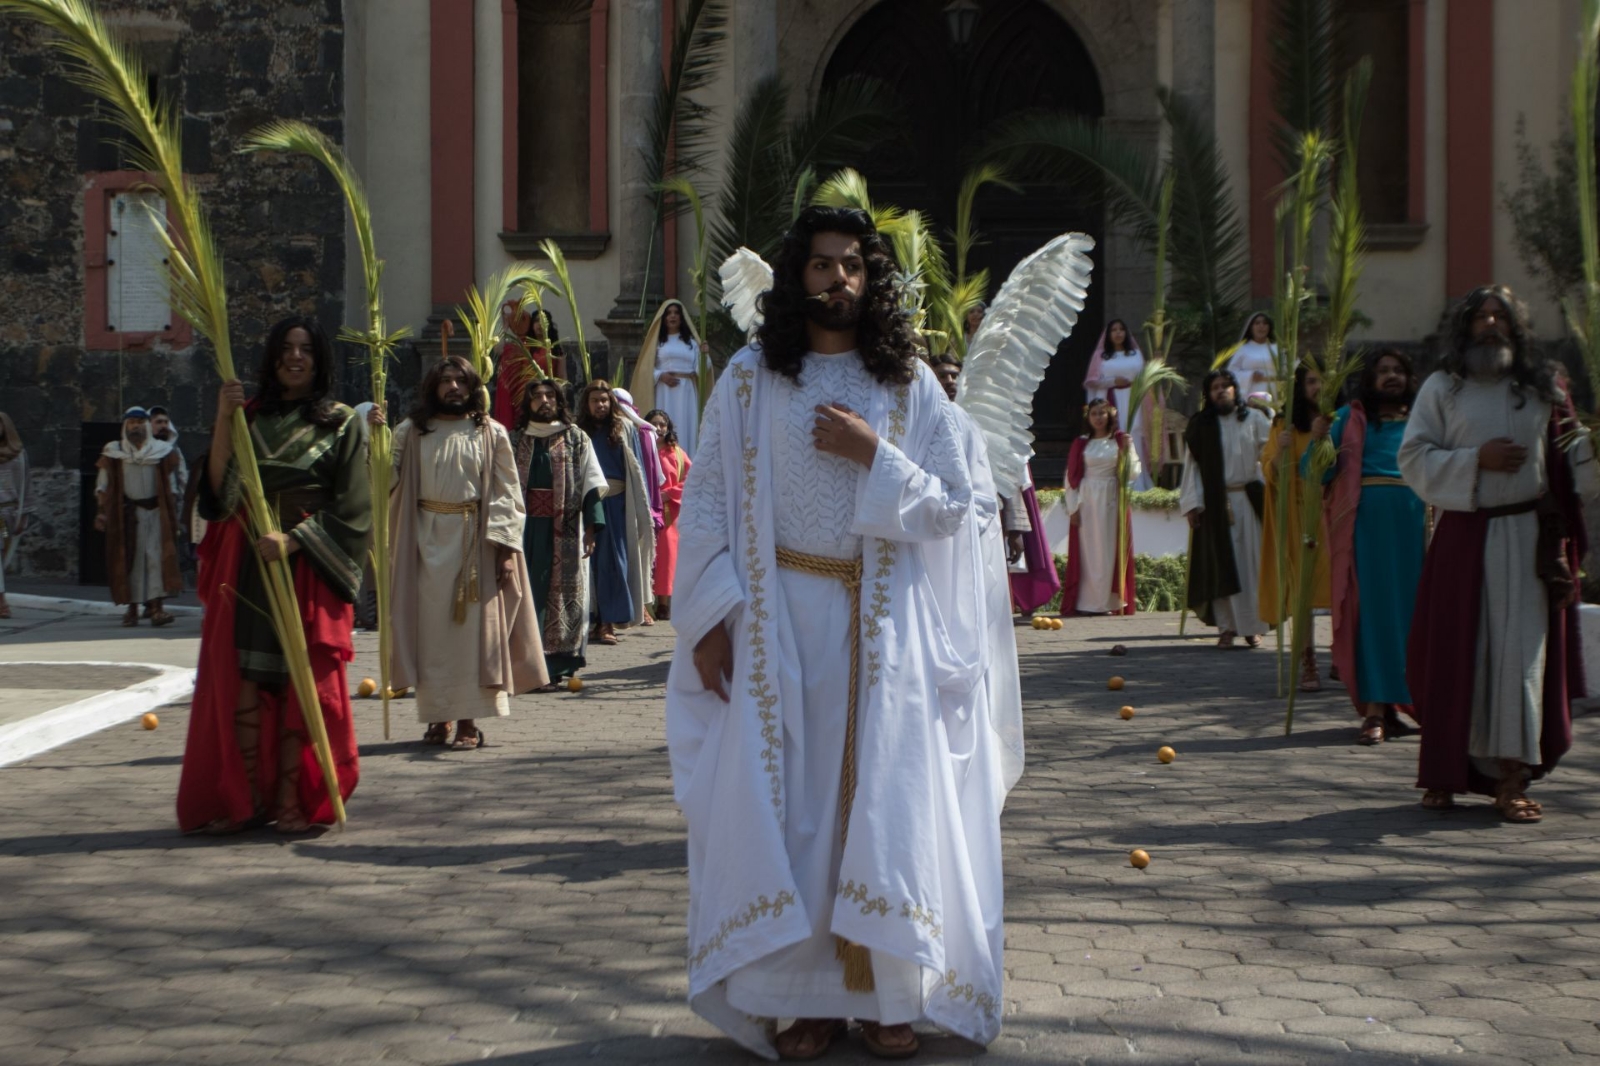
[176,517,360,830]
[1058,435,1136,616]
[654,444,690,597]
[1407,415,1586,796]
[490,340,552,431]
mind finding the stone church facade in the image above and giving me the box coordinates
[0,0,1582,580]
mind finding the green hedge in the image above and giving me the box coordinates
[1039,552,1187,615]
[1034,487,1181,513]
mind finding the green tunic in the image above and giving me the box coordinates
[199,403,371,684]
[523,433,603,679]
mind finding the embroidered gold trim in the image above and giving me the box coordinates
[836,879,943,938]
[837,879,891,917]
[687,890,797,972]
[939,968,998,1021]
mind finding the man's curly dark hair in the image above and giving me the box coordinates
[754,205,920,386]
[1440,284,1552,405]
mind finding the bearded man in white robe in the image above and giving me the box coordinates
[667,206,1011,1060]
[1400,285,1599,821]
[95,406,183,626]
[377,356,546,750]
[1180,369,1271,648]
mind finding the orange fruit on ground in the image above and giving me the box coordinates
[1119,706,1135,720]
[1130,849,1151,869]
[1108,676,1125,691]
[567,676,584,692]
[357,677,377,698]
[1030,617,1045,630]
[141,712,159,730]
[1158,746,1176,764]
[1049,618,1064,631]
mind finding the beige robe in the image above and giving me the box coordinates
[389,418,547,722]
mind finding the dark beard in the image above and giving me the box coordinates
[1464,342,1513,378]
[1211,398,1236,415]
[126,429,148,446]
[805,292,862,331]
[438,397,472,415]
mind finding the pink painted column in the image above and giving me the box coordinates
[589,0,611,235]
[502,0,518,232]
[1445,0,1494,296]
[430,0,475,305]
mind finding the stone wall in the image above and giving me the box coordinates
[0,0,349,582]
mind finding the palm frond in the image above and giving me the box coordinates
[539,241,592,382]
[1270,0,1338,168]
[812,167,905,232]
[457,262,555,384]
[1159,88,1251,356]
[784,74,901,183]
[1319,59,1371,381]
[1568,0,1600,408]
[952,163,1020,284]
[980,109,1160,235]
[709,75,793,266]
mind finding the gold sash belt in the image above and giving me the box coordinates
[774,547,874,992]
[1360,476,1407,488]
[604,478,626,496]
[420,499,480,623]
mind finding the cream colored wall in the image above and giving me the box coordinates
[1215,0,1251,248]
[1492,0,1580,332]
[474,0,510,290]
[352,0,433,336]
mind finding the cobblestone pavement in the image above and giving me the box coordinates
[1,613,1598,1065]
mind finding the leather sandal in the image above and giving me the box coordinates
[776,1019,847,1061]
[422,722,452,746]
[859,1021,920,1060]
[1420,789,1456,811]
[1356,715,1385,746]
[1217,631,1236,649]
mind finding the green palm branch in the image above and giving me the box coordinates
[1564,0,1600,407]
[0,0,348,821]
[539,240,592,382]
[1118,358,1187,603]
[455,262,556,390]
[952,163,1019,286]
[240,119,413,739]
[1271,0,1338,170]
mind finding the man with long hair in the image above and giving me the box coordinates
[94,406,184,627]
[179,315,368,834]
[1181,367,1271,648]
[666,206,1013,1058]
[1311,348,1426,745]
[515,378,607,688]
[373,355,545,749]
[576,380,653,644]
[1400,286,1598,822]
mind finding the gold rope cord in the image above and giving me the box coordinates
[774,546,874,992]
[420,499,480,623]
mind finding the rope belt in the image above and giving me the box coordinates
[604,478,626,496]
[774,546,875,993]
[1360,476,1408,488]
[420,499,480,623]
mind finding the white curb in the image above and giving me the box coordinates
[0,660,196,767]
[6,593,202,617]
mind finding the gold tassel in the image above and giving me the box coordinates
[836,936,875,992]
[452,581,468,624]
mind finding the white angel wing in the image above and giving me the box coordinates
[718,247,774,336]
[956,233,1096,499]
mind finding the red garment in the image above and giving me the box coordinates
[1058,435,1136,616]
[1008,481,1061,613]
[654,444,691,597]
[1407,416,1586,796]
[490,341,551,431]
[1325,403,1367,711]
[175,516,360,831]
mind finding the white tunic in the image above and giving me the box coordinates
[96,454,168,604]
[1228,341,1278,402]
[1399,373,1600,767]
[1179,408,1271,636]
[1067,437,1141,613]
[395,418,523,724]
[654,336,702,458]
[1087,349,1153,490]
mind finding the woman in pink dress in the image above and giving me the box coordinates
[645,409,690,621]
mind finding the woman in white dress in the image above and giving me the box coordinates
[1227,312,1279,405]
[1083,318,1153,490]
[629,299,704,458]
[1062,399,1141,615]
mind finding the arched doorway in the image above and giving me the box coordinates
[821,0,1105,469]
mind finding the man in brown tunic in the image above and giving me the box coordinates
[95,407,183,626]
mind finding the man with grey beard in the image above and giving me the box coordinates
[1399,285,1599,823]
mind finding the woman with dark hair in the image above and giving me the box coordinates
[490,302,562,431]
[645,408,690,619]
[1311,348,1426,744]
[575,380,653,645]
[1061,399,1139,615]
[1227,311,1279,403]
[1083,318,1152,491]
[630,300,704,457]
[1259,363,1332,690]
[179,315,368,834]
[964,300,987,341]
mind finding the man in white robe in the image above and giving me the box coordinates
[1400,286,1599,820]
[1181,369,1271,647]
[95,407,183,626]
[380,356,546,749]
[667,207,1011,1060]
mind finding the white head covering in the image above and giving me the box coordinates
[610,387,654,431]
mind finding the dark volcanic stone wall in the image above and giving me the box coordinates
[0,0,347,581]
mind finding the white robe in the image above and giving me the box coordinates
[667,348,1011,1057]
[96,436,177,604]
[1228,341,1278,402]
[1067,437,1142,614]
[1398,373,1600,767]
[653,335,701,458]
[1179,408,1270,636]
[393,418,525,724]
[1087,350,1153,490]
